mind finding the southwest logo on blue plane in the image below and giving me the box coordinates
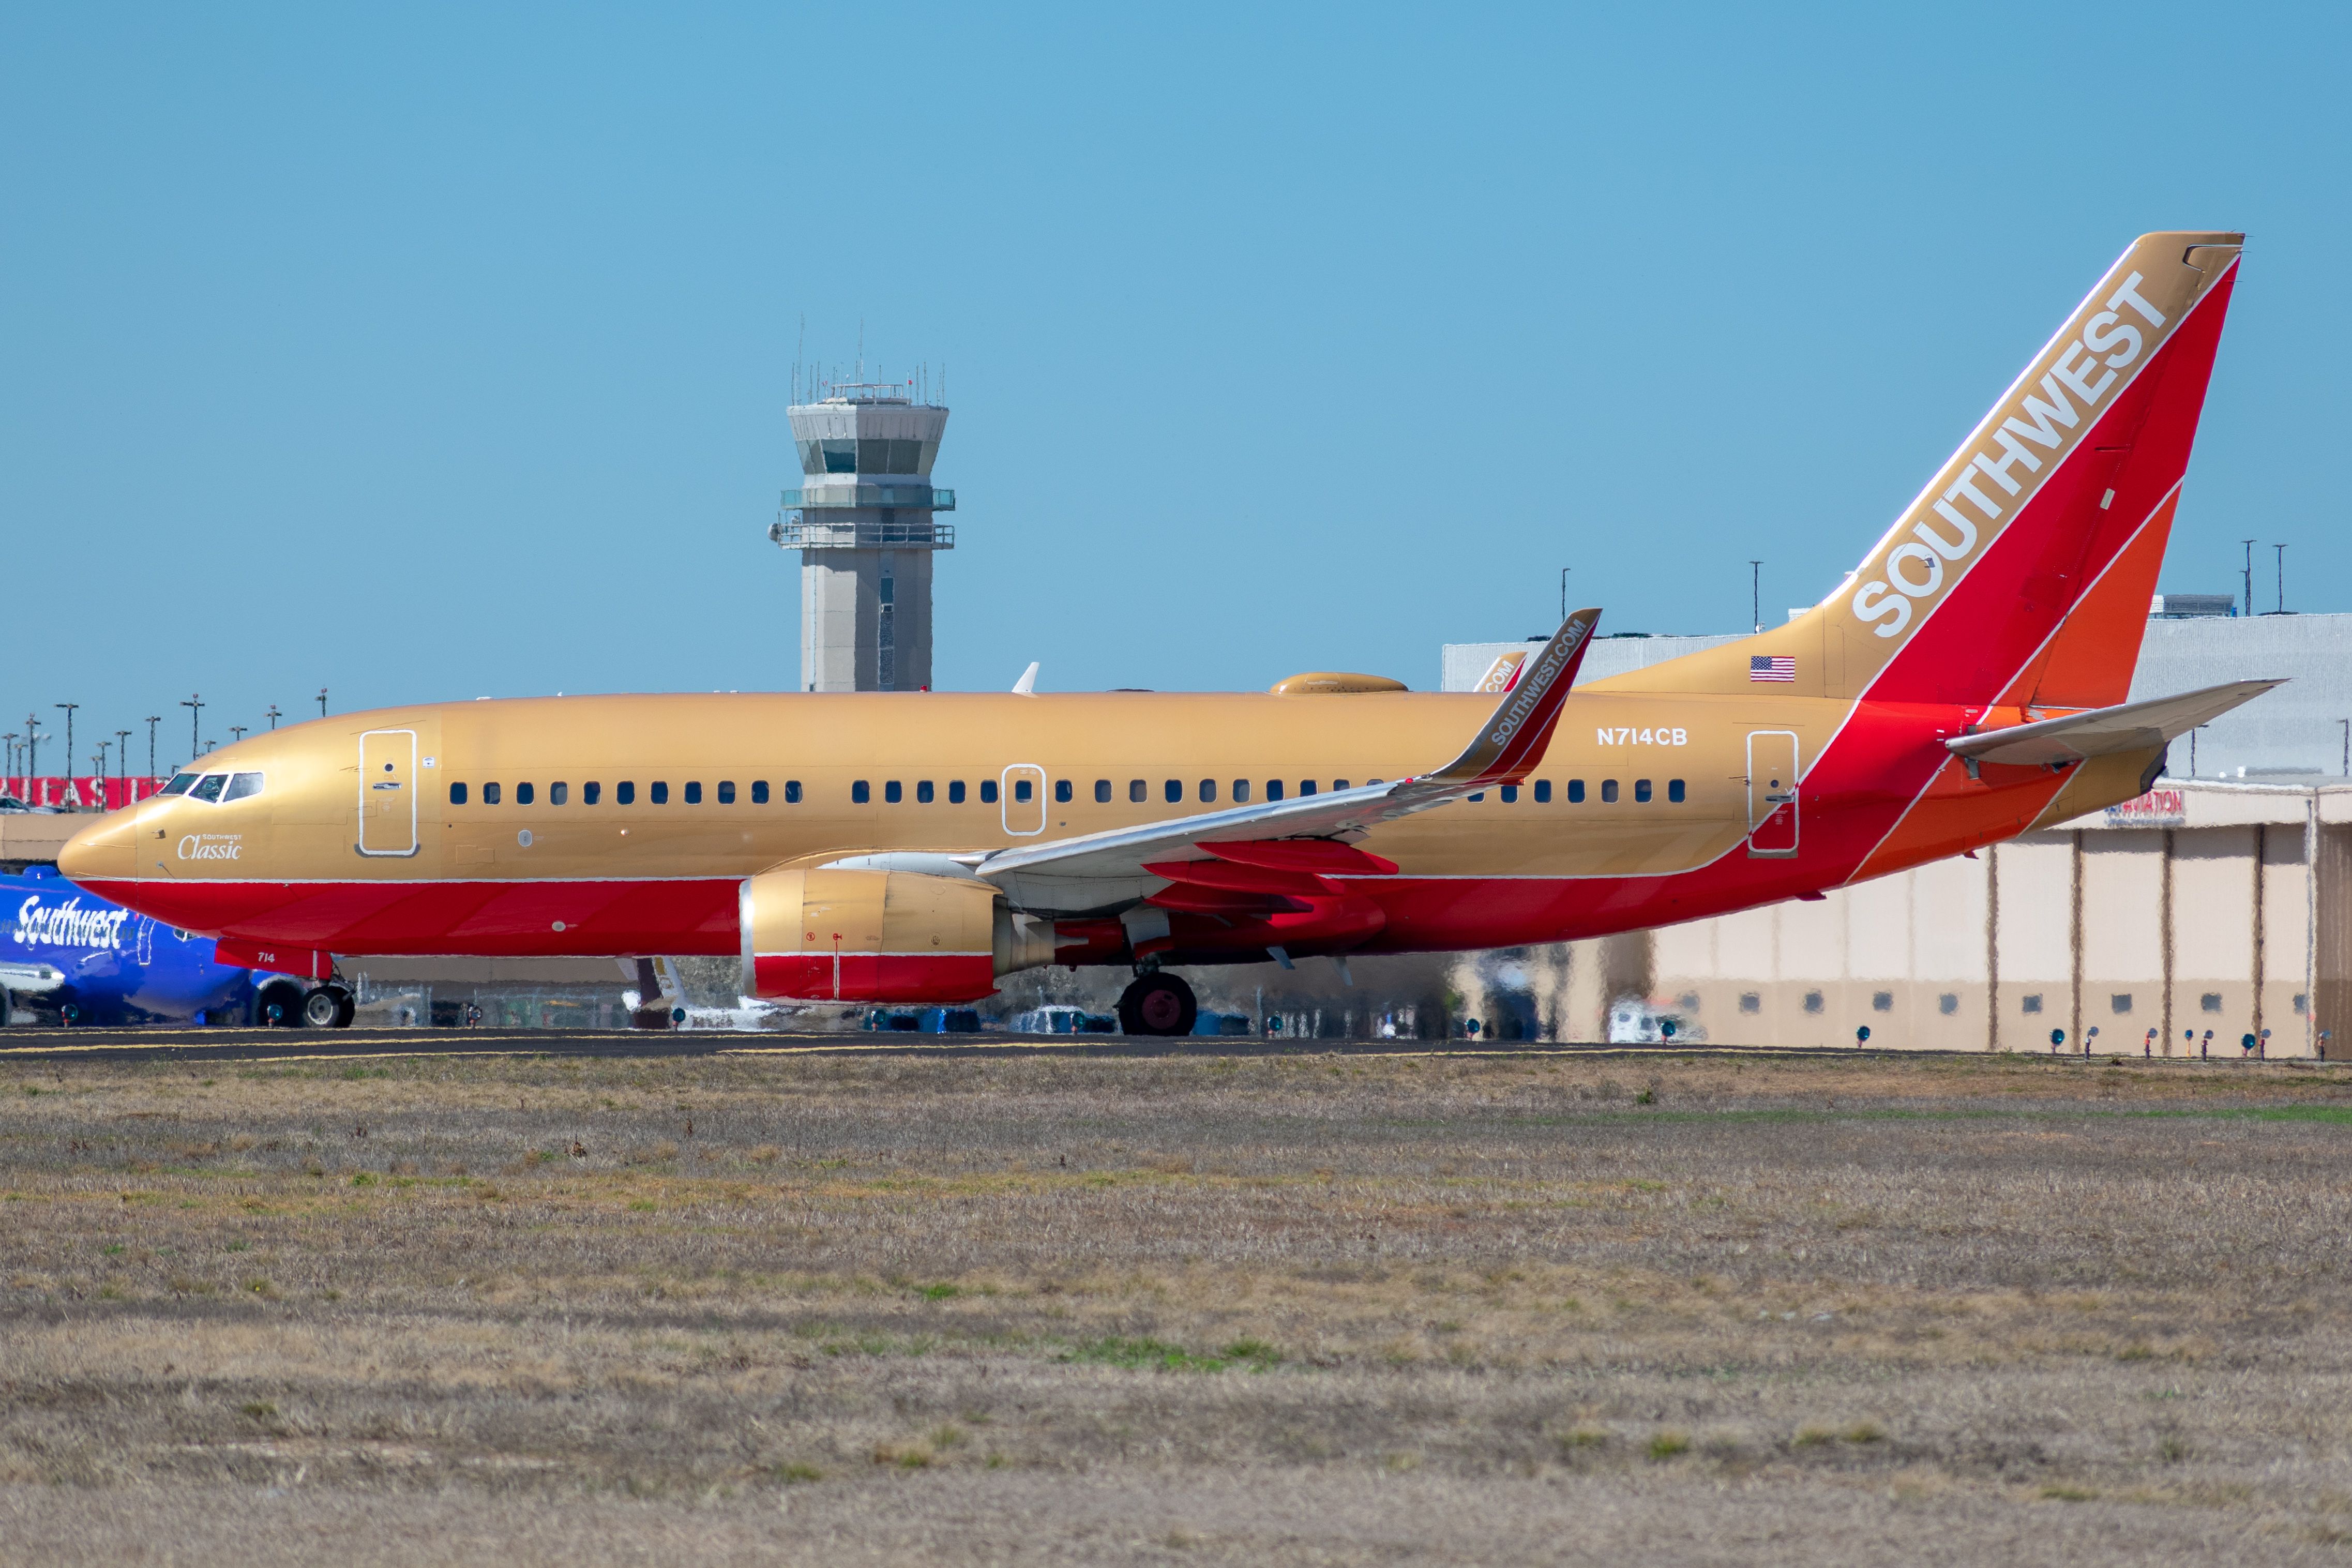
[0,868,354,1028]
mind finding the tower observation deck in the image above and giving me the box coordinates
[768,383,956,692]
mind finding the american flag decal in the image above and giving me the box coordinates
[1749,655,1796,683]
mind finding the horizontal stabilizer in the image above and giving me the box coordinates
[1944,680,2281,767]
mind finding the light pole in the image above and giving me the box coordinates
[2242,538,2256,616]
[145,716,161,779]
[318,688,328,718]
[266,705,281,731]
[1750,560,1763,634]
[181,695,203,760]
[114,731,131,799]
[1559,567,1570,622]
[229,726,247,746]
[2275,542,2287,614]
[54,704,78,790]
[93,742,108,804]
[24,716,42,793]
[2341,719,2347,779]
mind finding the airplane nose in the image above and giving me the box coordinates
[58,813,136,886]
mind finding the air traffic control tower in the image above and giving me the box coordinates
[767,382,956,691]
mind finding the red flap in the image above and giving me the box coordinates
[1142,858,1332,896]
[1203,839,1399,876]
[1145,883,1308,915]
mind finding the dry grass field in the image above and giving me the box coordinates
[5,1045,2352,1564]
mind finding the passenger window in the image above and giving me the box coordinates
[1129,779,1147,803]
[449,781,469,806]
[885,781,902,804]
[981,779,998,804]
[1468,792,1484,803]
[1500,784,1518,804]
[1332,779,1349,791]
[1601,779,1619,803]
[223,773,264,803]
[917,780,933,804]
[1668,778,1686,803]
[517,782,535,805]
[1266,780,1284,802]
[853,780,871,804]
[1094,779,1111,803]
[751,780,769,804]
[685,781,702,804]
[551,782,568,805]
[947,780,963,804]
[1014,779,1033,804]
[1232,779,1251,803]
[651,781,669,805]
[1300,781,1317,795]
[1199,779,1217,803]
[781,781,799,804]
[190,774,228,803]
[483,782,502,806]
[159,773,198,796]
[1534,780,1552,804]
[584,781,601,805]
[617,781,635,805]
[718,781,735,804]
[1054,779,1073,803]
[1635,779,1652,803]
[1164,780,1181,804]
[1567,779,1586,804]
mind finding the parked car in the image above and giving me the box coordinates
[1606,1003,1703,1044]
[1008,1005,1118,1035]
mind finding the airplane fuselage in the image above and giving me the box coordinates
[58,685,2111,964]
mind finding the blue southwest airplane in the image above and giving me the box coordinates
[0,867,353,1028]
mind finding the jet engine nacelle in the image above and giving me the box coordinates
[737,868,1057,1003]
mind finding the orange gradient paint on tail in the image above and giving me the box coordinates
[1999,488,2183,713]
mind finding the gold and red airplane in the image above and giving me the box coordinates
[61,232,2271,1034]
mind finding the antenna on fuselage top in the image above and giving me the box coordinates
[1011,662,1039,696]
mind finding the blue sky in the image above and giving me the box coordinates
[2,4,2344,766]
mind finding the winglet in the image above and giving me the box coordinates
[1011,661,1039,696]
[1426,607,1600,787]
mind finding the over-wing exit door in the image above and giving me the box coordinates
[1745,731,1799,857]
[358,730,418,856]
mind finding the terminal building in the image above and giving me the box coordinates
[769,382,956,692]
[1442,606,2352,1057]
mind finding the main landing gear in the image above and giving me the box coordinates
[257,977,356,1029]
[1117,970,1197,1037]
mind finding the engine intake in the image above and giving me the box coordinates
[738,868,1056,1003]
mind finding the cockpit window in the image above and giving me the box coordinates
[222,773,264,803]
[189,774,228,804]
[159,773,198,796]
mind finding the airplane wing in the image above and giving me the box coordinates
[1944,680,2282,768]
[0,961,66,994]
[969,608,1601,914]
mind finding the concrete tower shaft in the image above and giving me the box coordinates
[771,386,957,692]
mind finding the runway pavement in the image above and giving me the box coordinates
[0,1023,2149,1066]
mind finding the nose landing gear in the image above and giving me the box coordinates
[1117,970,1197,1037]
